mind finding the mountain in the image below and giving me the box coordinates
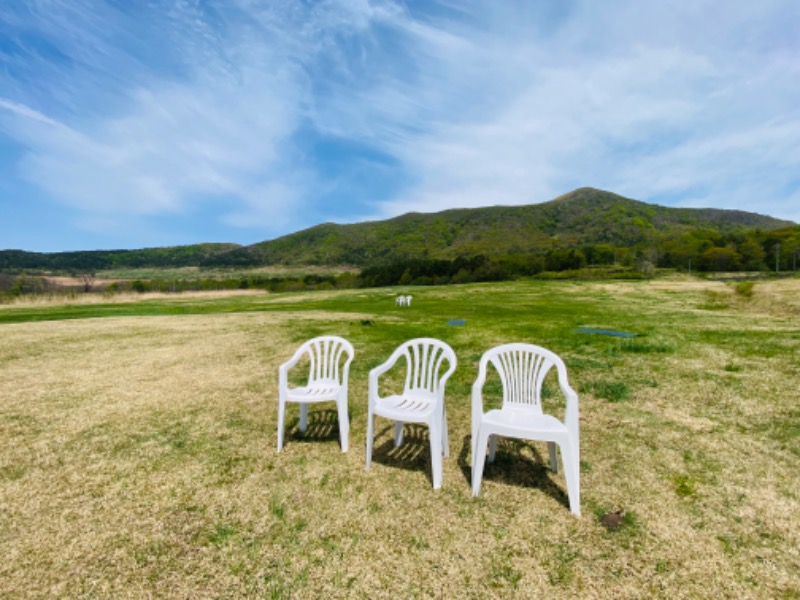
[0,243,241,272]
[240,188,795,266]
[1,188,795,271]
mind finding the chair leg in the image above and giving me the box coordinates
[559,439,581,516]
[393,421,404,447]
[337,399,349,453]
[471,422,479,465]
[277,399,285,452]
[442,406,449,457]
[488,435,498,463]
[299,403,309,432]
[429,420,443,489]
[548,441,559,473]
[365,412,374,470]
[472,428,491,497]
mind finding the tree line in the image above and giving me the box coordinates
[2,225,799,300]
[2,224,798,276]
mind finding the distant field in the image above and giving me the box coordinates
[95,264,357,281]
[1,278,798,597]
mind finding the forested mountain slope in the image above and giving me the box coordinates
[1,188,795,271]
[242,188,794,266]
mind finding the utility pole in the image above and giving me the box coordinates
[775,242,780,273]
[688,259,691,275]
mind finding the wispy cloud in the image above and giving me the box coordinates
[0,98,64,127]
[0,0,317,239]
[356,1,800,221]
[0,0,798,251]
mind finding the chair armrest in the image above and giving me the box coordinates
[470,360,489,456]
[278,347,307,396]
[562,384,579,437]
[339,354,354,395]
[368,350,402,407]
[440,354,457,388]
[372,348,402,378]
[471,379,485,428]
[278,362,292,399]
[279,346,306,373]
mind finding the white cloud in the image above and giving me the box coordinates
[0,99,64,127]
[0,1,318,235]
[5,65,303,220]
[349,0,800,223]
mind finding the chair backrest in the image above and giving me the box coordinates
[396,338,456,396]
[480,343,569,414]
[298,336,354,384]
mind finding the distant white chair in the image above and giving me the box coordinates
[366,338,457,488]
[471,343,580,515]
[394,295,413,307]
[277,336,354,452]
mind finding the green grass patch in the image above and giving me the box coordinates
[672,474,698,498]
[734,280,756,298]
[585,380,631,402]
[697,290,731,310]
[615,340,675,354]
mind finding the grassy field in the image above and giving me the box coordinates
[1,278,798,598]
[94,265,356,281]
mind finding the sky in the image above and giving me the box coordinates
[1,0,799,253]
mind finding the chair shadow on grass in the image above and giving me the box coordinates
[285,408,348,449]
[457,435,570,509]
[369,423,436,486]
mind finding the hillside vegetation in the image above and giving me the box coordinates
[0,243,241,272]
[246,188,795,266]
[1,189,798,280]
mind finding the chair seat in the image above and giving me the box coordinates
[287,381,342,403]
[481,408,567,439]
[374,390,436,422]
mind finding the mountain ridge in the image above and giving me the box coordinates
[1,188,796,271]
[240,187,794,266]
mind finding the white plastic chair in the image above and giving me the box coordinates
[277,336,355,452]
[471,343,580,515]
[366,338,457,489]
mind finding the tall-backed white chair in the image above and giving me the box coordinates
[277,336,354,452]
[471,343,580,515]
[366,338,457,489]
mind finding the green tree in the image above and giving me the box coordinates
[699,246,741,272]
[737,238,766,271]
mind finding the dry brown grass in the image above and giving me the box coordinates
[1,279,798,598]
[0,289,266,308]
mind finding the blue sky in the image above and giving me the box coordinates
[1,0,799,252]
